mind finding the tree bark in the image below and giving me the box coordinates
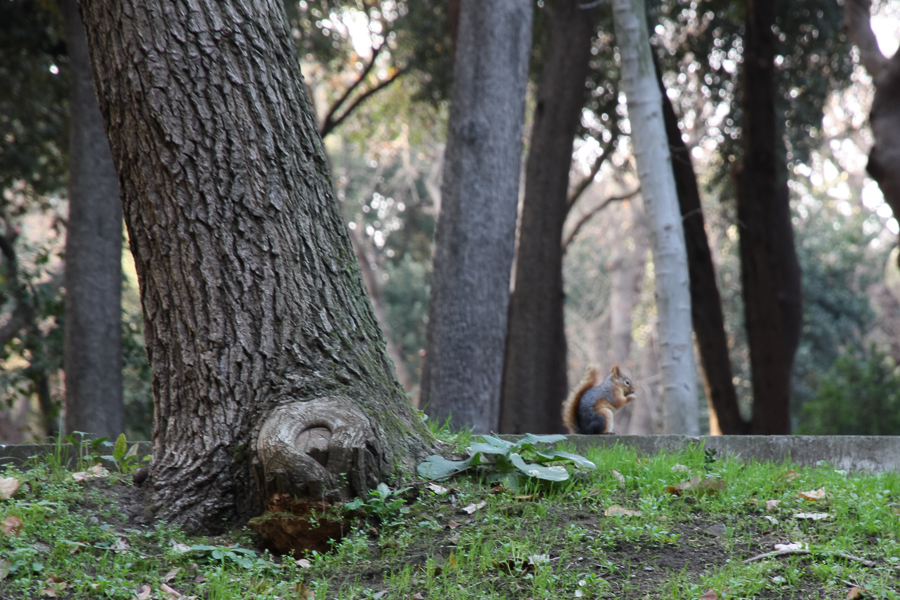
[654,55,746,435]
[421,0,532,433]
[62,0,125,440]
[844,0,900,261]
[612,0,698,434]
[497,0,594,435]
[736,0,803,435]
[77,0,434,533]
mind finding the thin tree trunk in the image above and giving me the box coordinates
[654,55,746,435]
[78,0,434,533]
[421,0,533,433]
[737,0,802,435]
[612,0,698,434]
[498,0,595,435]
[62,0,125,440]
[844,0,900,263]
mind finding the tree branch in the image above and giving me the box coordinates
[321,66,408,137]
[743,549,875,568]
[320,42,385,136]
[566,136,616,213]
[561,187,640,251]
[844,0,889,79]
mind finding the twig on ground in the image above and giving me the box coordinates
[743,549,875,567]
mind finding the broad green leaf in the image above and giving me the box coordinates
[113,434,127,462]
[521,433,567,446]
[417,454,474,479]
[508,452,570,481]
[124,443,139,460]
[479,435,515,451]
[469,442,512,455]
[542,451,596,470]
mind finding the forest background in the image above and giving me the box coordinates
[1,0,899,442]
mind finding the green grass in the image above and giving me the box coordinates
[0,440,898,599]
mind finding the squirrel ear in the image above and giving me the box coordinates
[611,364,621,377]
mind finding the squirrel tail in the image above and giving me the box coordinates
[562,366,602,434]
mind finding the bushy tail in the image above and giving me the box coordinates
[561,366,602,434]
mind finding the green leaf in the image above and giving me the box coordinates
[124,443,139,460]
[541,451,596,470]
[508,453,569,481]
[417,454,475,479]
[480,435,515,450]
[113,434,127,462]
[469,442,512,455]
[521,433,567,446]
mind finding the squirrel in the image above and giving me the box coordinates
[561,365,636,434]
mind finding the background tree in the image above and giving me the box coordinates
[421,0,533,433]
[79,0,433,532]
[499,0,597,434]
[62,0,125,440]
[612,0,698,434]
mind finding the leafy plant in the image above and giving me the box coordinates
[344,483,411,525]
[416,434,595,484]
[100,433,147,474]
[185,544,263,570]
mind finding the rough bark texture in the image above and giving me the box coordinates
[421,0,532,433]
[736,0,803,434]
[655,57,746,435]
[498,0,595,435]
[612,0,698,434]
[62,0,125,440]
[77,0,434,533]
[844,0,900,257]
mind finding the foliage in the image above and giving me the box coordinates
[344,482,411,526]
[417,434,596,485]
[797,344,900,435]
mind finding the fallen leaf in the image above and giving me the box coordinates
[446,520,461,529]
[703,523,726,538]
[134,585,152,600]
[461,501,486,514]
[774,541,808,552]
[666,476,725,496]
[447,553,457,568]
[0,558,10,581]
[160,583,182,598]
[72,465,111,482]
[785,470,800,482]
[748,498,759,505]
[162,567,181,582]
[111,537,130,553]
[847,587,866,599]
[798,488,826,501]
[610,470,625,486]
[699,589,718,600]
[410,593,425,600]
[295,558,312,568]
[0,477,20,500]
[170,541,191,553]
[296,583,315,600]
[2,516,23,536]
[765,500,781,511]
[671,463,691,472]
[426,483,449,495]
[528,554,550,565]
[794,512,831,521]
[605,505,642,517]
[490,485,506,494]
[513,495,536,500]
[764,515,779,524]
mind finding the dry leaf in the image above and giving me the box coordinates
[765,500,781,511]
[111,537,130,553]
[295,558,312,568]
[162,567,181,583]
[774,541,808,552]
[427,483,449,495]
[785,470,800,482]
[666,476,725,496]
[410,593,425,600]
[0,558,10,581]
[794,512,831,521]
[847,586,866,599]
[798,488,826,501]
[134,585,152,600]
[171,541,191,553]
[764,515,779,524]
[296,583,315,600]
[0,477,20,500]
[2,516,23,536]
[604,505,642,517]
[461,501,486,514]
[610,470,625,486]
[72,465,111,481]
[446,520,461,529]
[160,583,182,598]
[699,590,718,600]
[671,463,691,472]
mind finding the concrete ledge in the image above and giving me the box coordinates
[559,435,900,473]
[0,437,898,473]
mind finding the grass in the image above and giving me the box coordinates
[0,435,898,599]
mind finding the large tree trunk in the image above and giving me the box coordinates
[654,55,746,435]
[62,0,125,440]
[498,0,595,434]
[736,0,802,435]
[612,0,698,434]
[78,0,434,533]
[845,0,900,262]
[421,0,532,433]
